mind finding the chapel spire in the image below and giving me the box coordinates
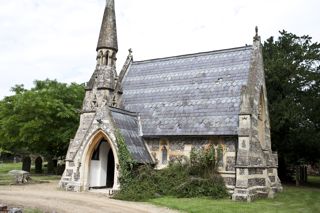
[96,0,118,67]
[97,0,118,52]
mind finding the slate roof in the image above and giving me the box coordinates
[110,107,153,163]
[121,46,253,136]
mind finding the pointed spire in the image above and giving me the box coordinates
[97,0,118,52]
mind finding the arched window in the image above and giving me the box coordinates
[258,91,266,148]
[161,146,168,164]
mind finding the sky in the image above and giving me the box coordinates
[0,0,319,99]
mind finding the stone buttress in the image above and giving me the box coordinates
[232,29,283,201]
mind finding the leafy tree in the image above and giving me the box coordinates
[0,79,85,169]
[263,31,320,180]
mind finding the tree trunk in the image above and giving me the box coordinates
[295,165,300,186]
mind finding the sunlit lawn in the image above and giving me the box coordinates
[150,176,320,213]
[0,162,22,173]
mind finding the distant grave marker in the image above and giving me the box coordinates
[22,156,31,172]
[35,156,43,174]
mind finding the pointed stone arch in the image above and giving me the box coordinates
[80,129,120,191]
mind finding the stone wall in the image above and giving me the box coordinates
[145,136,238,193]
[60,105,120,192]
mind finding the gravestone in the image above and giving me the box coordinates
[9,208,23,213]
[35,156,43,174]
[47,159,54,174]
[22,156,31,172]
[8,170,30,184]
[0,204,8,211]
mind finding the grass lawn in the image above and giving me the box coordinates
[0,162,61,185]
[0,162,22,173]
[150,177,320,213]
[24,209,43,213]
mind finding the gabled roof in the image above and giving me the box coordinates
[121,46,253,136]
[110,107,153,163]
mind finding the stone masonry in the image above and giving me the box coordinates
[60,0,282,201]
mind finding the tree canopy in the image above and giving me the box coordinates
[263,31,320,174]
[0,79,85,159]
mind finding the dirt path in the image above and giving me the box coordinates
[0,181,180,213]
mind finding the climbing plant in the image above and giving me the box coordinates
[189,144,222,177]
[115,130,136,188]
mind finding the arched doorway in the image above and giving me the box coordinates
[107,149,115,187]
[89,139,115,189]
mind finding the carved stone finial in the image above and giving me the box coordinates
[253,26,260,42]
[128,48,133,55]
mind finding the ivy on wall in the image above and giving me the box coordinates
[115,130,136,188]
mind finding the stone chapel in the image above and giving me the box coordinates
[60,0,282,201]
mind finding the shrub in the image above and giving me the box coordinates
[114,161,228,201]
[174,176,228,198]
[114,134,228,201]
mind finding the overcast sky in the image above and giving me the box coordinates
[0,0,319,99]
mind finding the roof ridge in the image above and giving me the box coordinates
[132,45,252,64]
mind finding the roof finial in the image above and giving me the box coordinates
[128,48,133,55]
[253,26,260,42]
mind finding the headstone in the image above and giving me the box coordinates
[9,208,23,213]
[35,156,43,174]
[22,156,31,172]
[8,170,30,184]
[47,159,54,174]
[0,204,8,211]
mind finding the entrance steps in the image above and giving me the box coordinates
[89,188,118,196]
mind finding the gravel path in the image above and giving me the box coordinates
[0,181,180,213]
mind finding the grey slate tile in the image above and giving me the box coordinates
[122,46,252,136]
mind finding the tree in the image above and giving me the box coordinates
[0,79,85,169]
[263,31,320,181]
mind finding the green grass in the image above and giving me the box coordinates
[0,162,61,185]
[24,209,44,213]
[30,175,61,182]
[0,162,22,185]
[307,176,320,188]
[0,162,22,173]
[150,177,320,213]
